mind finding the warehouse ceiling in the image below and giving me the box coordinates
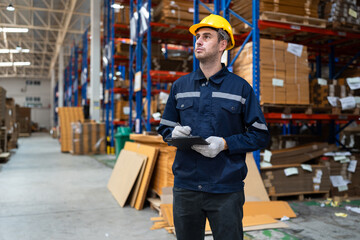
[0,0,90,79]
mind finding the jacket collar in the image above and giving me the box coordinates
[193,63,229,84]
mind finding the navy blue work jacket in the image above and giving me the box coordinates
[158,65,270,193]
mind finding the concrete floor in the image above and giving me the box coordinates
[0,133,359,240]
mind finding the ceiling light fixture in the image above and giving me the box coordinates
[0,48,30,53]
[111,3,124,9]
[0,61,31,67]
[6,3,15,12]
[0,27,29,33]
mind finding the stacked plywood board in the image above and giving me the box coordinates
[71,122,106,155]
[153,0,214,27]
[130,134,176,196]
[58,107,84,152]
[232,39,310,105]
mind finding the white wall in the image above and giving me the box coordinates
[0,78,51,130]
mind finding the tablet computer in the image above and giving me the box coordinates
[165,136,209,150]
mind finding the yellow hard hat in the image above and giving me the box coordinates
[189,14,235,50]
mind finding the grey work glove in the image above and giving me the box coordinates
[192,136,225,158]
[172,126,192,138]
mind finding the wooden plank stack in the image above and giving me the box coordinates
[130,134,176,196]
[321,154,360,197]
[232,39,310,105]
[71,122,106,155]
[58,107,84,152]
[261,142,337,199]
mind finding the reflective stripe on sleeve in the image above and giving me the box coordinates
[212,92,246,104]
[160,118,179,127]
[175,91,200,100]
[252,122,268,131]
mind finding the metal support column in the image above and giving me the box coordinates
[193,0,199,71]
[74,46,79,106]
[90,0,101,121]
[135,0,143,133]
[50,69,55,128]
[316,52,321,78]
[146,0,152,131]
[58,46,64,108]
[329,44,334,80]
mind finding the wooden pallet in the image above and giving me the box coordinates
[262,103,360,115]
[269,191,329,201]
[328,21,360,33]
[260,11,327,29]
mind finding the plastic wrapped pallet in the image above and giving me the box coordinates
[71,122,106,155]
[58,107,84,152]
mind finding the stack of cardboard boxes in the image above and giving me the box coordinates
[232,39,310,105]
[16,106,31,136]
[58,107,84,152]
[5,98,18,150]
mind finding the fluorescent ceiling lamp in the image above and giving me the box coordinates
[111,3,124,9]
[0,27,29,33]
[0,48,30,53]
[0,61,31,67]
[6,3,15,11]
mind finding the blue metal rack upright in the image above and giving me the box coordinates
[192,0,262,169]
[81,29,89,107]
[129,0,152,133]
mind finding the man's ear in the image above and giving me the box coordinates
[219,40,227,52]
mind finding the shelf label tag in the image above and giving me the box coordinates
[348,160,357,173]
[287,43,303,57]
[263,150,272,162]
[281,113,292,119]
[337,31,346,36]
[290,25,301,30]
[272,78,284,87]
[327,96,339,107]
[346,77,360,90]
[284,167,298,176]
[134,71,142,92]
[349,8,358,18]
[301,164,312,172]
[339,96,356,110]
[318,78,328,86]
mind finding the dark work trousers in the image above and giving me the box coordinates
[173,187,245,240]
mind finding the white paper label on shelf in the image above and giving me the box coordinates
[313,176,322,184]
[355,97,360,104]
[290,25,301,30]
[287,43,303,57]
[327,96,339,107]
[314,184,320,191]
[348,160,357,173]
[317,78,328,86]
[330,175,350,187]
[340,157,351,164]
[159,91,169,104]
[260,161,272,168]
[340,96,356,110]
[134,71,142,92]
[188,7,194,13]
[334,156,347,161]
[316,169,323,178]
[346,77,360,90]
[123,106,130,115]
[338,31,346,37]
[263,150,272,162]
[301,164,312,172]
[338,185,348,192]
[349,8,358,18]
[324,152,335,156]
[152,112,161,120]
[281,114,292,119]
[335,151,352,156]
[284,167,298,177]
[272,78,284,87]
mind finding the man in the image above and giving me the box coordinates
[158,14,270,240]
